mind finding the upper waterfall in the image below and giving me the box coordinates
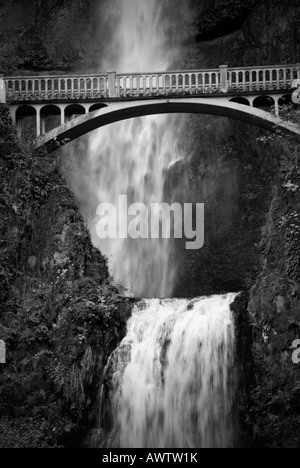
[76,0,183,298]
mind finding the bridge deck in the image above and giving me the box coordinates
[4,63,300,103]
[2,63,299,150]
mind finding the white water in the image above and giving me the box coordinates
[106,294,237,448]
[82,0,182,297]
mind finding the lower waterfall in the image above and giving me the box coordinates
[102,293,238,449]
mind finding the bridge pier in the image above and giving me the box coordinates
[0,75,6,103]
[41,115,46,135]
[247,96,255,107]
[60,106,65,126]
[9,105,17,125]
[36,106,41,137]
[273,95,280,117]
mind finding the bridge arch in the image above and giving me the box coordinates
[41,104,62,133]
[41,104,61,114]
[15,105,37,140]
[65,104,86,121]
[279,94,292,106]
[16,104,36,118]
[89,103,108,113]
[33,98,300,153]
[253,95,275,108]
[229,97,250,106]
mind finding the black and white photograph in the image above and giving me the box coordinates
[0,0,299,451]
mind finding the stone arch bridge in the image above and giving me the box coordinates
[1,63,300,153]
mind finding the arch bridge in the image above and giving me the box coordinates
[1,63,300,152]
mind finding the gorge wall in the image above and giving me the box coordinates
[0,105,133,447]
[0,0,299,447]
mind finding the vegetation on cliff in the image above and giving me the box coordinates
[247,123,300,448]
[0,105,133,447]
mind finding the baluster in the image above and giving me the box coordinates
[220,71,224,89]
[249,70,252,91]
[115,77,119,96]
[242,71,245,89]
[262,70,266,89]
[269,69,273,88]
[288,67,292,86]
[283,68,287,87]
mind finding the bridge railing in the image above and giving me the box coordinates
[114,68,222,97]
[5,74,110,101]
[4,64,300,102]
[226,64,300,92]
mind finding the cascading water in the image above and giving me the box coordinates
[103,294,237,448]
[63,0,239,448]
[83,0,180,298]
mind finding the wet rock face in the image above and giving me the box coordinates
[187,0,256,44]
[230,291,254,447]
[176,0,300,69]
[166,0,299,297]
[0,0,299,74]
[0,0,103,73]
[171,119,282,297]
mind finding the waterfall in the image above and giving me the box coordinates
[65,0,184,298]
[102,293,238,448]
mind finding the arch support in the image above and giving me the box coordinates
[0,75,6,103]
[36,106,41,137]
[32,98,300,154]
